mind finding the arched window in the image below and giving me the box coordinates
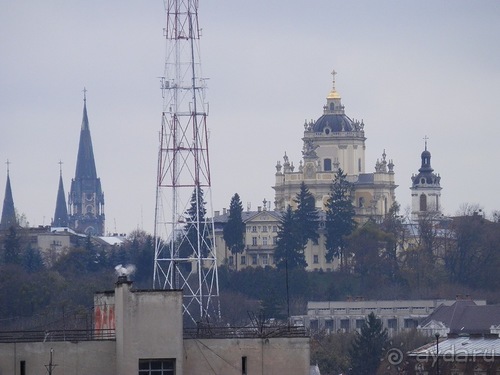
[324,158,332,171]
[420,194,427,211]
[330,103,335,111]
[358,197,364,208]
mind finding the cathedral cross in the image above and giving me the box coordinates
[331,69,337,91]
[423,135,429,150]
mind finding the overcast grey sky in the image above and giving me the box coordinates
[1,1,499,235]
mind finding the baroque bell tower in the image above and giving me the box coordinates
[410,137,442,220]
[68,90,105,235]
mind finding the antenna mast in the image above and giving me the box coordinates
[153,0,220,324]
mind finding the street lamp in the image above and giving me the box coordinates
[435,332,440,375]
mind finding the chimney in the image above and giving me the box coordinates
[258,206,262,212]
[116,275,132,287]
[223,208,227,215]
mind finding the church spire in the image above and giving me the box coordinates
[68,91,105,236]
[1,161,17,230]
[53,161,69,227]
[75,88,97,179]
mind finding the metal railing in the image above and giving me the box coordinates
[0,329,115,343]
[184,325,307,339]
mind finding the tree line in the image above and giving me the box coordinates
[222,169,500,299]
[2,172,500,330]
[0,228,155,329]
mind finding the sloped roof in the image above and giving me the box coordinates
[409,335,500,357]
[356,173,374,184]
[419,300,500,334]
[213,210,283,224]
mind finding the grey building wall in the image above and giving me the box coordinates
[0,341,116,375]
[0,278,310,375]
[184,337,310,375]
[292,299,485,336]
[114,280,184,375]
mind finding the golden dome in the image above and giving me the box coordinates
[327,90,341,99]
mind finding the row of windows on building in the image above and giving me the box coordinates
[307,317,419,332]
[250,236,277,246]
[247,225,278,233]
[228,253,328,267]
[228,253,273,266]
[310,306,432,315]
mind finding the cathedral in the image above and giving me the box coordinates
[213,71,401,271]
[0,93,105,236]
[273,71,398,221]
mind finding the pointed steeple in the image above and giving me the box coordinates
[68,91,105,236]
[53,162,69,227]
[1,161,17,230]
[75,89,98,180]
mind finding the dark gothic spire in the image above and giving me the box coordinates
[1,164,17,230]
[74,91,98,180]
[68,91,105,236]
[53,163,69,227]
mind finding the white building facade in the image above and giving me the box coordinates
[273,71,397,222]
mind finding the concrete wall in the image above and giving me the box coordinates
[115,281,183,375]
[0,341,115,375]
[184,337,310,375]
[0,280,310,375]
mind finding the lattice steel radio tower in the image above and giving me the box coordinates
[153,0,219,324]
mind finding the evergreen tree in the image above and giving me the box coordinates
[3,226,21,265]
[223,193,245,269]
[22,245,44,273]
[274,206,306,270]
[84,234,100,272]
[380,202,405,282]
[293,182,319,246]
[324,169,356,267]
[183,186,210,258]
[349,312,388,374]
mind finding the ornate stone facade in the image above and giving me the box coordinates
[273,71,397,222]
